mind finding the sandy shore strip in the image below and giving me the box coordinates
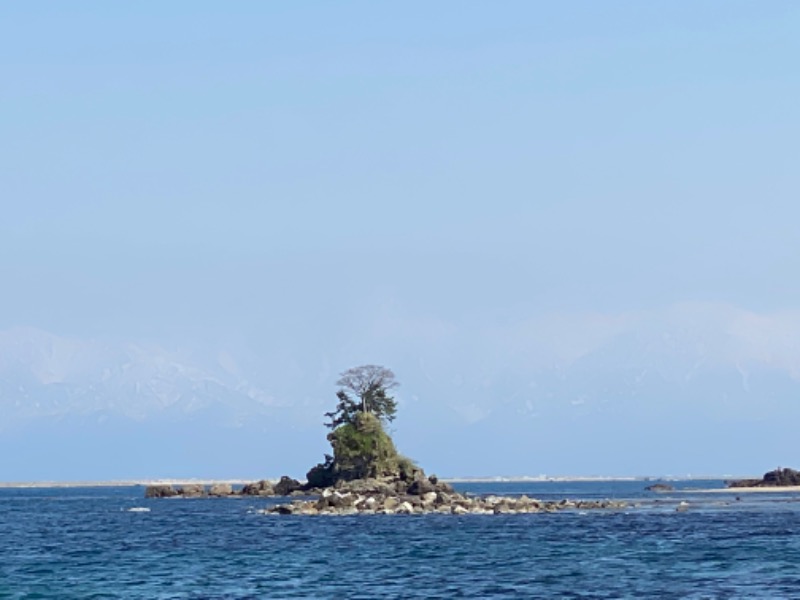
[2,477,783,491]
[687,486,800,493]
[0,479,259,489]
[0,476,665,488]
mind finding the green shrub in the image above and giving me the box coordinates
[327,412,400,480]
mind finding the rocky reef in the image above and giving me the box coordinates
[728,468,800,488]
[264,471,627,516]
[144,475,304,498]
[144,471,628,516]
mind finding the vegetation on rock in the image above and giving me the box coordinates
[309,365,414,486]
[328,412,401,479]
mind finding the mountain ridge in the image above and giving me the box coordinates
[2,304,799,479]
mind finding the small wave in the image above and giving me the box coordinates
[127,507,151,513]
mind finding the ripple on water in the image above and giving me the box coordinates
[3,484,800,597]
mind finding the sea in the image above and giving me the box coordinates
[2,479,800,599]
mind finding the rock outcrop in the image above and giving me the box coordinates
[728,468,800,488]
[273,476,303,496]
[144,484,179,498]
[143,476,304,499]
[143,398,628,515]
[241,479,275,496]
[143,483,209,497]
[306,412,417,487]
[208,483,233,496]
[180,484,206,498]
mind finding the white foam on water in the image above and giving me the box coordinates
[127,507,151,513]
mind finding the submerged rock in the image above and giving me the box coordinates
[645,483,674,492]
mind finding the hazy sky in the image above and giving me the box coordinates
[2,3,800,477]
[3,2,798,338]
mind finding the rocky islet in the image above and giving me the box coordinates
[144,471,628,516]
[144,365,630,515]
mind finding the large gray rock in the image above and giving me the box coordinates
[406,472,453,496]
[208,483,233,497]
[421,492,438,506]
[396,501,414,514]
[434,480,455,494]
[335,478,396,496]
[728,467,800,488]
[241,479,275,496]
[407,477,436,496]
[179,484,206,498]
[329,492,357,508]
[273,476,303,496]
[144,484,178,498]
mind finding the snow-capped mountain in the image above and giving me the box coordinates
[2,302,800,480]
[0,327,330,481]
[383,303,800,477]
[0,327,278,426]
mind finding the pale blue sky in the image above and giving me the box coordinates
[3,2,799,336]
[1,3,800,477]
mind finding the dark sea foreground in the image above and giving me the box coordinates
[3,480,800,598]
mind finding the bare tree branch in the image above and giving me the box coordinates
[325,364,399,427]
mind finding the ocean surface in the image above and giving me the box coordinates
[3,480,800,598]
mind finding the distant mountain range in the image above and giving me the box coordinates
[0,327,277,425]
[0,328,327,481]
[2,303,799,481]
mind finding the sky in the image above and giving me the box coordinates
[1,2,800,478]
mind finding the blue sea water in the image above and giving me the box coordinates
[2,480,800,598]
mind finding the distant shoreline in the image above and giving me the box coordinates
[0,479,255,489]
[0,475,755,489]
[691,486,800,493]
